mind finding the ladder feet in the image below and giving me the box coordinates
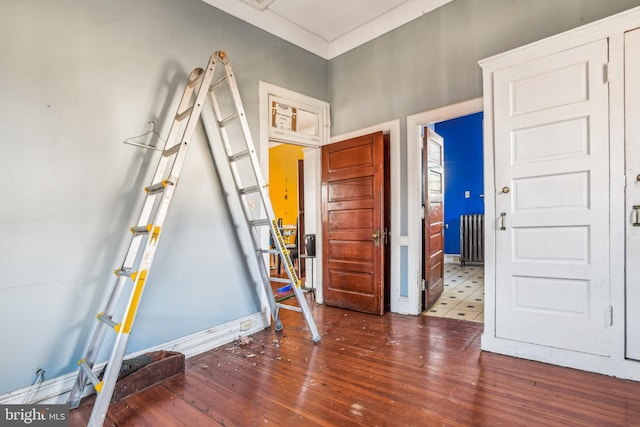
[274,319,283,331]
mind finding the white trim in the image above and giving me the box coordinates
[444,254,460,264]
[406,98,484,315]
[0,312,269,405]
[479,5,640,71]
[330,120,402,313]
[326,0,453,59]
[259,81,330,304]
[201,0,328,58]
[201,0,454,59]
[481,335,640,382]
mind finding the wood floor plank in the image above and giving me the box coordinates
[69,304,640,426]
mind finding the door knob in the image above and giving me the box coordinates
[502,186,510,194]
[372,230,380,247]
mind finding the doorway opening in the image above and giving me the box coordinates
[268,142,314,292]
[407,98,484,317]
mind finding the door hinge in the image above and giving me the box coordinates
[604,63,611,83]
[607,305,613,326]
[421,279,426,291]
[420,205,425,220]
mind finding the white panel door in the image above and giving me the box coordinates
[493,39,610,356]
[625,29,640,361]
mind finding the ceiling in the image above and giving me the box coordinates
[201,0,454,59]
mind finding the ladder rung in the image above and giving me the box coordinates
[96,313,121,332]
[78,360,104,392]
[145,179,170,194]
[276,303,303,313]
[130,224,152,234]
[239,185,261,195]
[176,105,195,122]
[248,219,270,227]
[270,277,291,284]
[218,113,239,128]
[209,75,229,91]
[259,248,278,254]
[114,269,142,281]
[229,150,250,162]
[163,143,182,157]
[114,268,134,277]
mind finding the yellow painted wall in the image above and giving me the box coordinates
[269,144,304,227]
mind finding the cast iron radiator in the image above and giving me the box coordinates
[460,214,484,266]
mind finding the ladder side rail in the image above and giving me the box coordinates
[119,67,206,272]
[86,63,220,426]
[215,58,301,290]
[88,185,175,426]
[97,61,213,375]
[68,68,207,409]
[205,82,291,313]
[215,54,320,342]
[214,59,290,263]
[204,76,273,269]
[219,59,268,191]
[205,64,278,258]
[119,67,206,271]
[147,68,204,187]
[125,68,205,250]
[167,59,219,180]
[206,92,263,247]
[200,104,283,329]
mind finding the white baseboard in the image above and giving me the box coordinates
[444,254,460,264]
[0,311,270,405]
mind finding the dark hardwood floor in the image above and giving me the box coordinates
[70,301,640,426]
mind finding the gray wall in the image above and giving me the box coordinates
[0,0,327,395]
[329,0,640,235]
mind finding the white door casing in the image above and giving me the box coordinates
[259,82,330,305]
[625,28,640,361]
[493,39,611,356]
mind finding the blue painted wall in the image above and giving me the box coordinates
[434,112,484,255]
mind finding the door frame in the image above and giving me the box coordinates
[259,82,329,310]
[406,98,483,315]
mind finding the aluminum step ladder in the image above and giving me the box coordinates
[67,51,320,427]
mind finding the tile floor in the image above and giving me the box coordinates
[423,263,484,323]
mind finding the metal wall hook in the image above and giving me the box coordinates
[123,120,165,151]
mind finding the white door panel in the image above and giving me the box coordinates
[625,29,640,361]
[494,39,610,356]
[511,117,589,164]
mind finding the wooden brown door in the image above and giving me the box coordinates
[423,128,444,310]
[322,132,385,315]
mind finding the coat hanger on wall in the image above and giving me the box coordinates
[123,120,165,151]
